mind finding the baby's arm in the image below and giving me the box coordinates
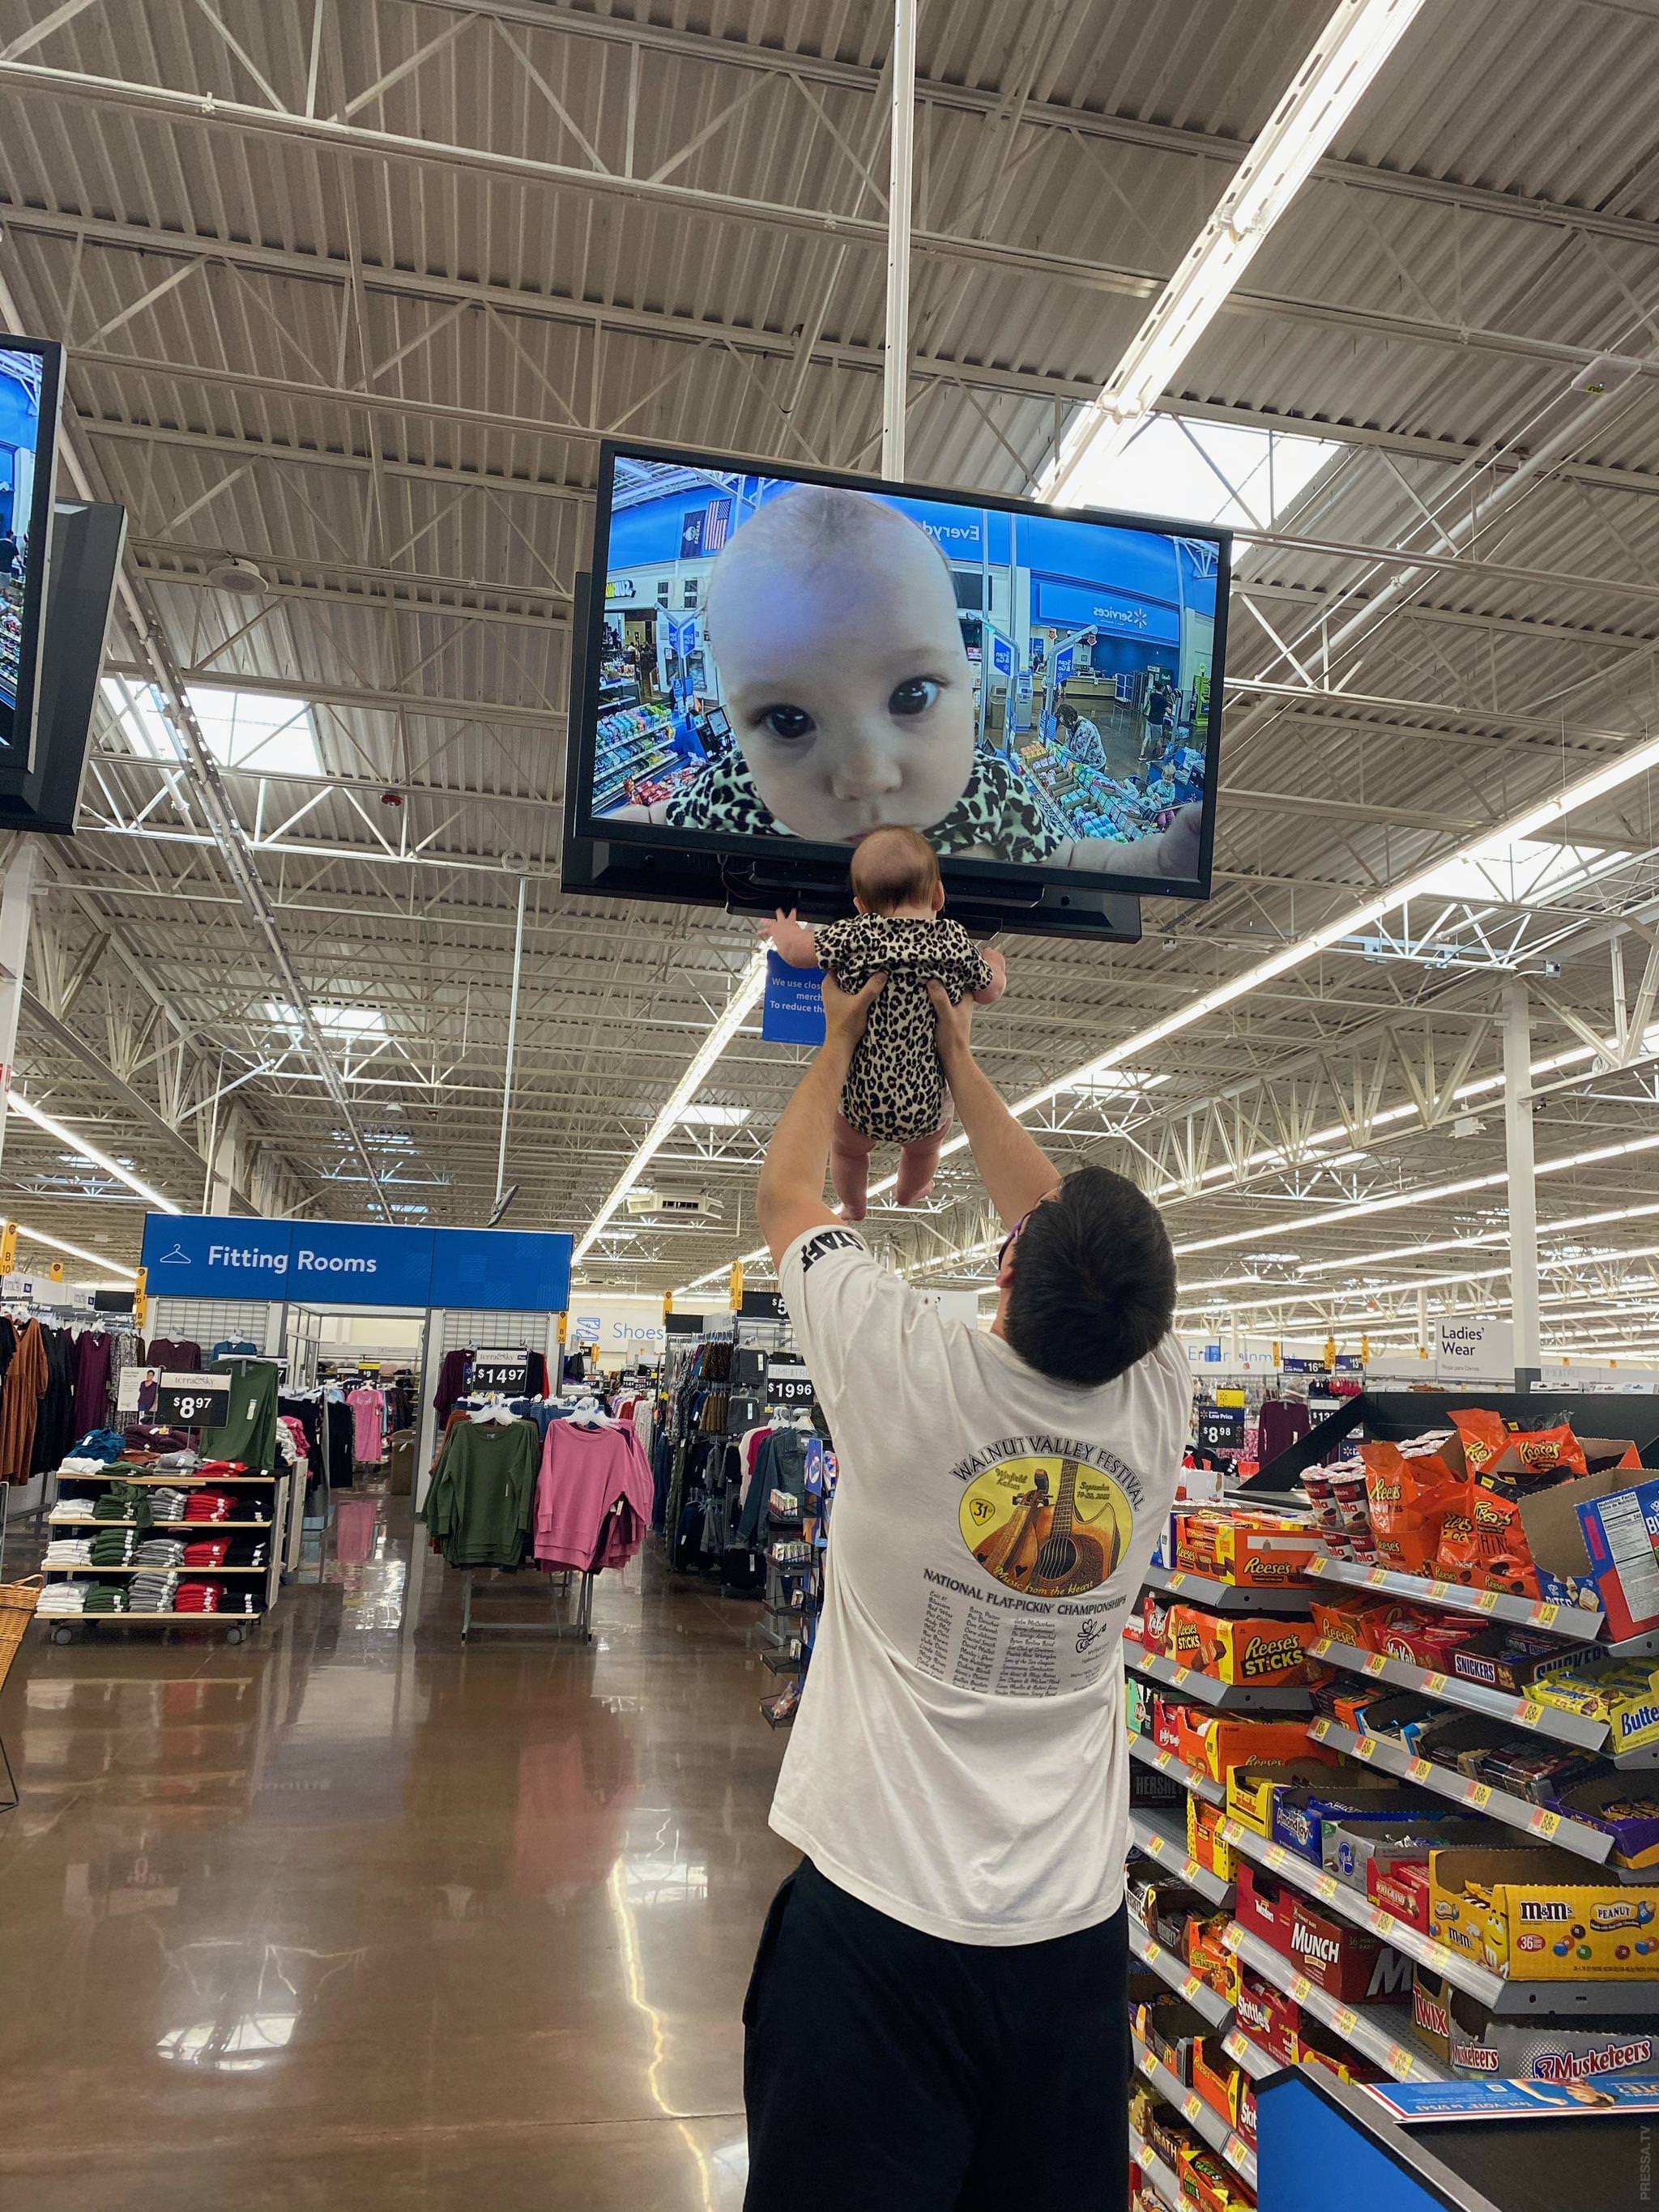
[1058,803,1202,881]
[972,944,1008,1005]
[761,907,821,967]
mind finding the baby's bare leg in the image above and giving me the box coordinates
[831,1112,876,1222]
[895,1126,946,1207]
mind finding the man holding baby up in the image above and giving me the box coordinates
[741,925,1191,2210]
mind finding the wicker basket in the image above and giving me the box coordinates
[0,1574,43,1695]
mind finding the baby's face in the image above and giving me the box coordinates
[710,518,976,847]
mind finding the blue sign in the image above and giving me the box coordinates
[665,612,698,659]
[991,634,1014,675]
[1031,575,1179,644]
[761,951,827,1045]
[1203,1343,1222,1363]
[289,1218,434,1306]
[1054,645,1075,682]
[433,1226,570,1313]
[140,1214,573,1312]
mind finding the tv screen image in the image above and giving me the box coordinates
[0,339,62,762]
[573,440,1228,902]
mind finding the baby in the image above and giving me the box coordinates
[765,824,1007,1221]
[606,484,1201,881]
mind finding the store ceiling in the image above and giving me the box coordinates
[1,0,1658,1356]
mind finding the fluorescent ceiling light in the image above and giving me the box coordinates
[675,1104,751,1127]
[267,1001,386,1038]
[5,1092,180,1214]
[11,1221,139,1280]
[1041,0,1430,501]
[104,676,323,777]
[575,955,766,1265]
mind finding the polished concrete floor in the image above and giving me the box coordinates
[0,1496,798,2210]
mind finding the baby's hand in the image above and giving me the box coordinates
[763,908,818,966]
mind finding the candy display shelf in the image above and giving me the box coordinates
[1128,1731,1226,1805]
[1223,1923,1449,2083]
[1219,1816,1657,2016]
[1129,2128,1182,2211]
[1306,1557,1604,1642]
[1145,1562,1313,1615]
[1307,1718,1617,1867]
[1309,1635,1610,1752]
[1128,1808,1234,1907]
[1220,2025,1280,2082]
[1125,1641,1315,1712]
[1128,1920,1233,2031]
[1132,2036,1257,2189]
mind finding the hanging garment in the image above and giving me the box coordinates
[144,1337,203,1371]
[0,1317,49,1481]
[72,1330,115,1437]
[433,1348,473,1424]
[198,1358,280,1473]
[533,1421,655,1573]
[421,1418,539,1567]
[1256,1398,1312,1468]
[326,1396,356,1489]
[32,1327,79,1476]
[347,1385,386,1463]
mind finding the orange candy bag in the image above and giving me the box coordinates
[1358,1440,1463,1572]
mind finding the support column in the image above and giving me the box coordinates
[494,876,528,1213]
[881,0,917,478]
[0,838,39,1183]
[1504,978,1542,1394]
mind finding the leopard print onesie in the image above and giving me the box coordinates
[665,741,1060,861]
[814,914,995,1144]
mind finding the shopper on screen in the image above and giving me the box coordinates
[763,825,1008,1219]
[1056,697,1107,769]
[744,972,1189,2212]
[605,484,1201,880]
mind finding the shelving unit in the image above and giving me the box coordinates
[1221,1813,1657,2016]
[1125,1640,1314,1712]
[1223,1922,1449,2083]
[1128,1919,1234,2031]
[1308,1634,1611,1751]
[1128,1808,1234,1907]
[1129,2128,1182,2211]
[1308,1716,1617,1864]
[1132,2035,1257,2189]
[1220,2025,1280,2082]
[1307,1555,1605,1642]
[1128,1731,1226,1805]
[1145,1562,1314,1615]
[43,1460,291,1644]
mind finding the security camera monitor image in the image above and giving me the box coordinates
[0,339,65,765]
[570,438,1228,902]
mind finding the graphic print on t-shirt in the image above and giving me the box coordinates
[959,1448,1132,1597]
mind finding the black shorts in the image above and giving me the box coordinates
[743,1858,1129,2212]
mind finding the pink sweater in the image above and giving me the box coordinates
[533,1421,655,1571]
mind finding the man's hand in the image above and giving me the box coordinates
[822,970,885,1053]
[927,978,975,1068]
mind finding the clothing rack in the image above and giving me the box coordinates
[460,1563,595,1641]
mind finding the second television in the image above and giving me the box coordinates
[569,438,1229,906]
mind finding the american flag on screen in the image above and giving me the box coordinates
[698,497,734,554]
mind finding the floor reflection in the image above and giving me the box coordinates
[0,1488,791,2208]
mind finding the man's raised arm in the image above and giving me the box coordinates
[757,973,886,1264]
[928,982,1062,1230]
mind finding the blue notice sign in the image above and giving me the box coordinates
[761,952,827,1046]
[992,634,1014,675]
[1054,644,1075,682]
[289,1219,434,1306]
[432,1226,570,1314]
[143,1215,291,1296]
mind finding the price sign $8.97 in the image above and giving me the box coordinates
[156,1376,232,1429]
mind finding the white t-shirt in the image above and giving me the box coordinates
[771,1224,1191,1946]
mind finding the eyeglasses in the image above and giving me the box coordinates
[996,1192,1056,1272]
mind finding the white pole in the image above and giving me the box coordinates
[495,876,528,1208]
[0,838,39,1184]
[881,0,917,479]
[1504,978,1542,1392]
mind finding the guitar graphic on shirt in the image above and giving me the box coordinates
[1014,1456,1116,1596]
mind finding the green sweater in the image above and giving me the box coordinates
[421,1420,538,1568]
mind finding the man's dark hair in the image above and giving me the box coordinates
[1004,1166,1176,1387]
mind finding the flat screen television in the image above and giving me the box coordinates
[563,438,1229,933]
[0,339,64,770]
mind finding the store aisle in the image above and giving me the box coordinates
[0,1502,795,2211]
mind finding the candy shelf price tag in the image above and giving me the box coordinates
[1365,1653,1388,1676]
[1519,1700,1544,1724]
[1332,2006,1358,2035]
[1529,1809,1561,1838]
[1469,1784,1492,1809]
[1424,1671,1448,1694]
[1476,1592,1499,1613]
